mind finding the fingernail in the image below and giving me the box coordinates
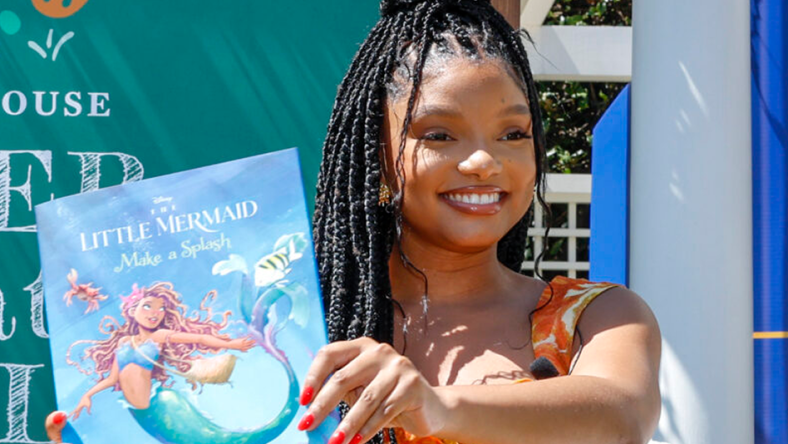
[350,433,364,444]
[53,412,67,425]
[328,430,346,444]
[297,413,314,431]
[300,386,314,405]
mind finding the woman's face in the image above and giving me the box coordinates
[383,58,537,254]
[133,296,166,330]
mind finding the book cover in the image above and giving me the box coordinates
[35,148,338,444]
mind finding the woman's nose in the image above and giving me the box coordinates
[457,149,503,180]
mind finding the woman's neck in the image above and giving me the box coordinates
[388,236,515,308]
[134,328,153,342]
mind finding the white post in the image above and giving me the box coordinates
[630,1,752,443]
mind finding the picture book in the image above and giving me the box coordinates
[35,148,338,444]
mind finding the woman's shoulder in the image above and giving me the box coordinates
[572,280,660,338]
[535,275,656,334]
[530,275,659,375]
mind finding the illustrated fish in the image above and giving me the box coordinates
[254,238,303,288]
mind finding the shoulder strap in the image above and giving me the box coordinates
[530,276,620,376]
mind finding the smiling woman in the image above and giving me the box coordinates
[302,1,660,444]
[44,0,662,443]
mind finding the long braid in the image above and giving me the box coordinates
[313,2,553,441]
[323,18,392,341]
[314,23,381,259]
[362,14,407,341]
[345,21,392,340]
[387,2,442,322]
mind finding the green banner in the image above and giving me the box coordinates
[0,2,377,441]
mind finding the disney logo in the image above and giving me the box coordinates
[152,196,173,205]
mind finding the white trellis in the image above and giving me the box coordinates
[521,173,591,278]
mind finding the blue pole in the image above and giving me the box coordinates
[751,1,788,442]
[589,85,630,286]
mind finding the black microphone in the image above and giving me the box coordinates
[530,356,560,380]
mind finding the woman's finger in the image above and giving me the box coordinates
[344,386,364,407]
[359,366,443,441]
[356,381,413,441]
[298,349,380,433]
[45,411,69,443]
[300,339,375,406]
[331,371,399,444]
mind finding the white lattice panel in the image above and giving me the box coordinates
[521,173,591,279]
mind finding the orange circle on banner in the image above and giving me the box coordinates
[32,0,89,18]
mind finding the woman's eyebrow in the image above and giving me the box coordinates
[498,103,531,117]
[412,106,463,120]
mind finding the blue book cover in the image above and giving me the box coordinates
[35,148,337,444]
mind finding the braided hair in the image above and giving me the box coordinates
[313,0,551,373]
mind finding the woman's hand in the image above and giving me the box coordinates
[70,396,91,420]
[45,411,70,443]
[227,336,256,352]
[297,337,450,444]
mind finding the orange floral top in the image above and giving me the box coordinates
[384,276,621,444]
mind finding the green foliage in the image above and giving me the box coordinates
[536,0,631,174]
[546,0,631,26]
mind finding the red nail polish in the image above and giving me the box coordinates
[328,430,346,444]
[53,412,67,425]
[297,413,314,431]
[300,386,314,405]
[350,433,364,444]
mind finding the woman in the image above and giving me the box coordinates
[48,0,660,442]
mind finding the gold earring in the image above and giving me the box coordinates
[378,182,392,206]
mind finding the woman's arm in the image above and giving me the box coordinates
[71,357,121,420]
[434,286,661,444]
[299,287,661,444]
[156,331,255,351]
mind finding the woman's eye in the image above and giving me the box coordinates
[501,130,533,141]
[143,304,151,310]
[422,132,453,142]
[159,307,165,312]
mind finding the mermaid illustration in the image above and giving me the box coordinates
[66,282,255,417]
[59,233,337,444]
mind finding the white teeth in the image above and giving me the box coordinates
[446,193,501,204]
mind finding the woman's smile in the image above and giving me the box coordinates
[439,186,508,215]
